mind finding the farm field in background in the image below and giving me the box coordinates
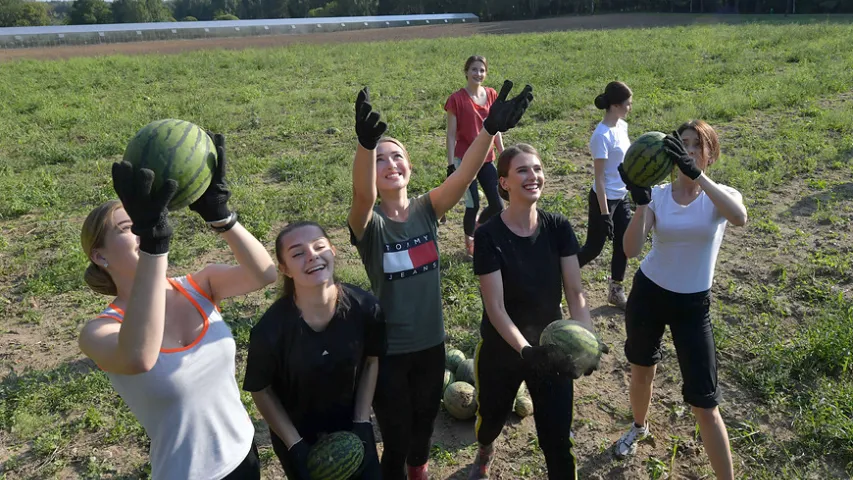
[1,14,852,479]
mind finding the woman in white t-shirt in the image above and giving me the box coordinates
[613,120,747,480]
[577,81,633,309]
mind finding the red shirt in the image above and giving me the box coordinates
[444,87,498,163]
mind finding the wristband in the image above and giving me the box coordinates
[210,212,238,233]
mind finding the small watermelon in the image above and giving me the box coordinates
[446,349,466,371]
[621,131,673,188]
[455,358,476,386]
[443,381,478,420]
[514,395,534,418]
[539,319,601,375]
[122,119,217,210]
[443,369,455,392]
[306,431,364,480]
[516,382,528,399]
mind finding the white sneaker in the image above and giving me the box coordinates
[614,422,650,458]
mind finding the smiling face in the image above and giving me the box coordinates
[375,140,412,193]
[466,60,487,85]
[276,224,336,291]
[499,152,545,204]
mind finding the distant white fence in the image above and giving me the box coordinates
[0,13,478,49]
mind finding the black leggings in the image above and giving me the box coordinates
[463,162,504,236]
[474,340,576,480]
[577,187,631,281]
[373,342,445,480]
[222,441,260,479]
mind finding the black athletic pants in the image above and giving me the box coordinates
[222,441,260,479]
[577,187,631,281]
[463,162,504,236]
[372,342,446,480]
[474,339,576,480]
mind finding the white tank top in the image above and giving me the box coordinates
[97,275,254,480]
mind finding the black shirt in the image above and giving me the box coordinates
[242,283,386,444]
[473,210,580,347]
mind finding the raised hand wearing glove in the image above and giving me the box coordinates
[355,87,388,150]
[111,162,177,256]
[189,132,235,230]
[482,80,534,136]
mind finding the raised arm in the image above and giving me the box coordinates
[79,163,177,374]
[348,87,387,242]
[187,134,277,302]
[618,164,655,259]
[430,80,533,218]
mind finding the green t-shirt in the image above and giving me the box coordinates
[350,194,444,355]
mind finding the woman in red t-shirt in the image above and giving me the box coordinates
[445,55,505,255]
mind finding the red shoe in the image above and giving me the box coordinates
[407,463,428,480]
[468,443,495,479]
[465,235,475,256]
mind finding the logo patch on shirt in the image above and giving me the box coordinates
[382,233,439,281]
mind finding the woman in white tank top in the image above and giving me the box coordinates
[78,133,278,480]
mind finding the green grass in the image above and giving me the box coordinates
[1,15,853,478]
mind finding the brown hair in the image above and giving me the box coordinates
[81,200,122,296]
[594,81,632,110]
[677,120,720,166]
[496,143,541,201]
[464,55,488,75]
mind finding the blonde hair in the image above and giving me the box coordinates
[81,200,122,296]
[377,137,411,165]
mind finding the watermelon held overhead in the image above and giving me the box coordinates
[122,119,217,210]
[539,319,602,375]
[621,131,673,188]
[307,431,364,480]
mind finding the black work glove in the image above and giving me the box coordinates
[600,213,614,241]
[446,164,456,177]
[618,164,652,206]
[189,132,232,223]
[521,344,571,376]
[355,87,388,150]
[663,131,702,180]
[111,161,176,256]
[288,439,312,480]
[482,80,534,136]
[352,421,380,478]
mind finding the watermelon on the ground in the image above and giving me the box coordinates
[443,381,478,420]
[122,119,217,210]
[514,395,534,417]
[446,348,466,371]
[539,319,601,375]
[621,131,673,188]
[456,358,476,386]
[516,382,528,399]
[306,431,364,480]
[443,369,455,392]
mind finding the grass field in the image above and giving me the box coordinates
[1,15,852,479]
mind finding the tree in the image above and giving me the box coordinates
[69,0,112,24]
[0,0,50,26]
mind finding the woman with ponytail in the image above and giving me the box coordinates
[577,81,634,309]
[78,133,277,479]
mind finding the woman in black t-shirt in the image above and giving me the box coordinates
[469,144,606,480]
[242,221,386,480]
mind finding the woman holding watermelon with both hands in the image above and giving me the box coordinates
[614,121,747,480]
[242,221,385,480]
[77,133,276,480]
[467,143,608,480]
[347,81,532,480]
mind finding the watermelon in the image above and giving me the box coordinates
[307,431,364,480]
[443,381,478,420]
[446,348,466,371]
[539,319,602,375]
[443,369,455,392]
[621,131,673,188]
[122,119,217,210]
[455,358,476,386]
[514,395,534,418]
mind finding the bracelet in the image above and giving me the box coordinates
[209,212,238,233]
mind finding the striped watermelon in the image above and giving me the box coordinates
[455,359,476,386]
[443,369,455,392]
[514,395,534,418]
[443,381,477,420]
[621,131,673,188]
[446,349,466,371]
[122,119,217,210]
[306,431,364,480]
[539,319,601,375]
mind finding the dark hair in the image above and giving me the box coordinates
[496,143,541,201]
[594,81,632,110]
[273,221,349,311]
[464,55,488,75]
[677,119,720,166]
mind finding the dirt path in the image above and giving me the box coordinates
[2,13,753,63]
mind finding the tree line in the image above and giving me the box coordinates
[1,0,848,29]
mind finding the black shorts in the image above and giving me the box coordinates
[624,268,721,409]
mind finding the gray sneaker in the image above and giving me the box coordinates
[614,422,650,458]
